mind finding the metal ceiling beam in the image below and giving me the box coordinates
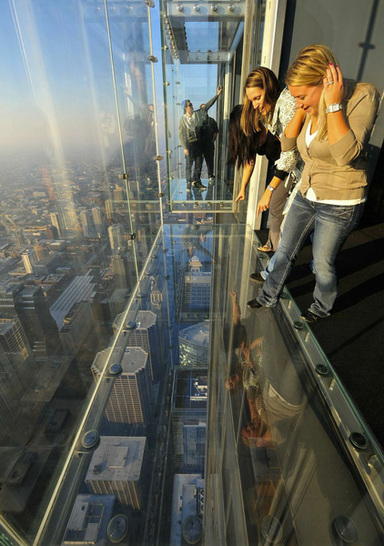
[166,0,245,20]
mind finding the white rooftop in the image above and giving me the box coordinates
[85,436,146,484]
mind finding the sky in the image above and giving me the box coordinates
[0,0,162,160]
[0,0,221,171]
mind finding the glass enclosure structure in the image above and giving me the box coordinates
[0,0,384,545]
[161,0,264,214]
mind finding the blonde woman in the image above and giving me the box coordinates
[248,44,380,322]
[234,67,302,253]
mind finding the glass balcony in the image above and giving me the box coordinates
[1,0,384,545]
[161,0,265,214]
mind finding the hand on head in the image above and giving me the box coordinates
[323,63,345,106]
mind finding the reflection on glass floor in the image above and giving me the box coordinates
[2,223,384,546]
[220,302,382,544]
[169,178,233,212]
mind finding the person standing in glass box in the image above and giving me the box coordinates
[197,104,219,186]
[179,85,222,192]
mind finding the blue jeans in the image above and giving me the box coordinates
[185,141,202,184]
[261,252,276,280]
[261,232,314,279]
[257,191,364,317]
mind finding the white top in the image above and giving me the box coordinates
[304,121,365,206]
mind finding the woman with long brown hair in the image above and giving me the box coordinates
[234,67,302,253]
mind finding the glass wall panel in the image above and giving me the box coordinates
[0,0,163,543]
[24,220,219,544]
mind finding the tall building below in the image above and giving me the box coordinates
[59,300,95,357]
[0,318,34,385]
[184,257,211,309]
[91,346,154,425]
[113,185,124,201]
[170,474,204,546]
[45,225,59,240]
[183,420,206,471]
[91,207,105,236]
[79,209,95,238]
[105,199,114,221]
[49,274,96,329]
[111,252,132,290]
[85,436,146,509]
[172,370,207,471]
[62,493,116,546]
[50,212,64,238]
[114,309,163,381]
[179,321,210,369]
[15,285,62,356]
[0,318,34,430]
[21,249,37,274]
[108,224,125,251]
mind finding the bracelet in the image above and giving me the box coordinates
[267,185,274,192]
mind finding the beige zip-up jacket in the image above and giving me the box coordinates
[281,81,380,201]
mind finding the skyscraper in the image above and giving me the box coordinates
[0,318,35,430]
[108,223,125,251]
[170,474,204,546]
[113,185,124,201]
[79,209,94,238]
[0,284,61,356]
[172,370,207,471]
[14,229,26,246]
[111,252,130,290]
[105,199,114,221]
[17,285,62,356]
[183,256,211,319]
[59,301,95,357]
[91,207,105,236]
[179,321,209,369]
[85,436,147,509]
[117,310,163,381]
[62,494,116,546]
[50,212,64,238]
[91,346,154,425]
[45,225,59,240]
[21,249,37,274]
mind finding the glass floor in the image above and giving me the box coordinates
[169,178,234,213]
[2,222,384,545]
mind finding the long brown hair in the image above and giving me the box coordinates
[228,105,261,167]
[240,67,280,136]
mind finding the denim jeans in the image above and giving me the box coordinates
[185,141,202,184]
[257,191,364,317]
[261,231,314,279]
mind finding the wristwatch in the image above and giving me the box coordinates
[325,103,343,115]
[267,185,274,192]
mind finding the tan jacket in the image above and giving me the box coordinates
[281,82,380,200]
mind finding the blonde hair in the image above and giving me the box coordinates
[240,67,280,136]
[286,44,339,140]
